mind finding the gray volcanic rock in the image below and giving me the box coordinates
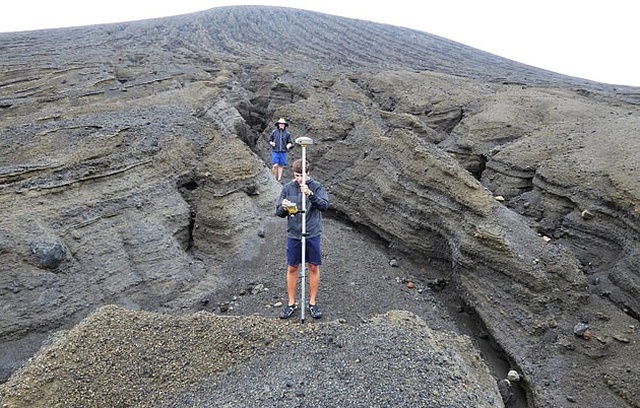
[1,5,639,408]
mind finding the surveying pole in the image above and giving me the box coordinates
[295,136,313,323]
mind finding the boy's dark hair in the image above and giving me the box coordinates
[292,159,311,174]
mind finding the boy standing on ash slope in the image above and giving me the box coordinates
[275,158,329,319]
[269,118,293,181]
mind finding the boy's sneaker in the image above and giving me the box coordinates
[308,303,323,319]
[279,304,297,319]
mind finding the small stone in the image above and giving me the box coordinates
[573,322,589,336]
[251,284,265,294]
[581,209,595,220]
[507,370,520,382]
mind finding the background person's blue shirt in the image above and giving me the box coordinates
[269,128,292,152]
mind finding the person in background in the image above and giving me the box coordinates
[275,158,329,319]
[269,118,293,181]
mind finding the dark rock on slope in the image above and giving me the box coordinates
[1,5,639,408]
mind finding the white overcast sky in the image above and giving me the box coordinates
[1,1,638,87]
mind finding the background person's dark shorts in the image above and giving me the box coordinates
[272,151,288,166]
[287,235,322,266]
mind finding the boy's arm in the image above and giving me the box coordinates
[309,183,329,212]
[275,189,289,218]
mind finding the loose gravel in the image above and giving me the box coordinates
[0,306,503,408]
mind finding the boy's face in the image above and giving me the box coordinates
[294,172,308,184]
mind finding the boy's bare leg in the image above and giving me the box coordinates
[286,265,299,306]
[308,264,320,305]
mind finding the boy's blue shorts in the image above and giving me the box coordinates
[272,152,288,166]
[286,235,322,266]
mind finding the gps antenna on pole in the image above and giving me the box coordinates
[295,136,313,323]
